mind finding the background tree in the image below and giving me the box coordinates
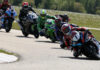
[11,0,22,6]
[73,2,86,13]
[0,0,99,15]
[34,0,41,8]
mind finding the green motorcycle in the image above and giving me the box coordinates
[45,19,57,42]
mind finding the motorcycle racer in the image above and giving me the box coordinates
[37,9,56,35]
[19,2,36,29]
[0,0,11,13]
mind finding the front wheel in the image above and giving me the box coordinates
[5,24,11,33]
[73,48,81,58]
[34,33,39,38]
[83,42,100,59]
[33,25,39,38]
[5,20,13,33]
[22,30,29,37]
[60,43,66,49]
[5,27,11,32]
[50,32,57,43]
[51,38,56,43]
[91,45,100,59]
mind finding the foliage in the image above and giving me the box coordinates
[13,7,100,41]
[73,2,86,13]
[96,10,100,15]
[0,0,100,14]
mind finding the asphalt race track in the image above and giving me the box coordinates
[0,29,100,70]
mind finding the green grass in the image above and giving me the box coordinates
[14,7,100,29]
[35,9,100,28]
[0,49,17,55]
[12,22,20,30]
[12,7,100,41]
[90,30,100,41]
[0,49,19,62]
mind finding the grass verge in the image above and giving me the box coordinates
[14,7,100,28]
[0,49,18,56]
[90,30,100,41]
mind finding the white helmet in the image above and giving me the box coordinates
[61,24,71,35]
[72,31,80,42]
[40,9,46,15]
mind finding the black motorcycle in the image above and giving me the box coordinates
[18,12,39,38]
[71,31,100,59]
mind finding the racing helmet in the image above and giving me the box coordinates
[22,2,29,8]
[61,24,71,35]
[40,9,47,19]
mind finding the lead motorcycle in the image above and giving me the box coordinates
[0,7,17,32]
[18,12,39,38]
[71,30,100,59]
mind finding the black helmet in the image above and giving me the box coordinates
[60,15,69,22]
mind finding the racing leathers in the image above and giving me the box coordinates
[37,15,56,33]
[63,26,88,49]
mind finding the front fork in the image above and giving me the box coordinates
[91,38,100,54]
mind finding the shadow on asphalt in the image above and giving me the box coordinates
[0,30,9,33]
[59,56,100,61]
[51,47,62,49]
[16,35,33,38]
[35,40,59,44]
[51,47,71,51]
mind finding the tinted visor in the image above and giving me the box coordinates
[63,27,70,33]
[23,6,28,8]
[40,14,46,17]
[64,29,69,33]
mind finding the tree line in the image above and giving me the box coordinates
[0,0,100,15]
